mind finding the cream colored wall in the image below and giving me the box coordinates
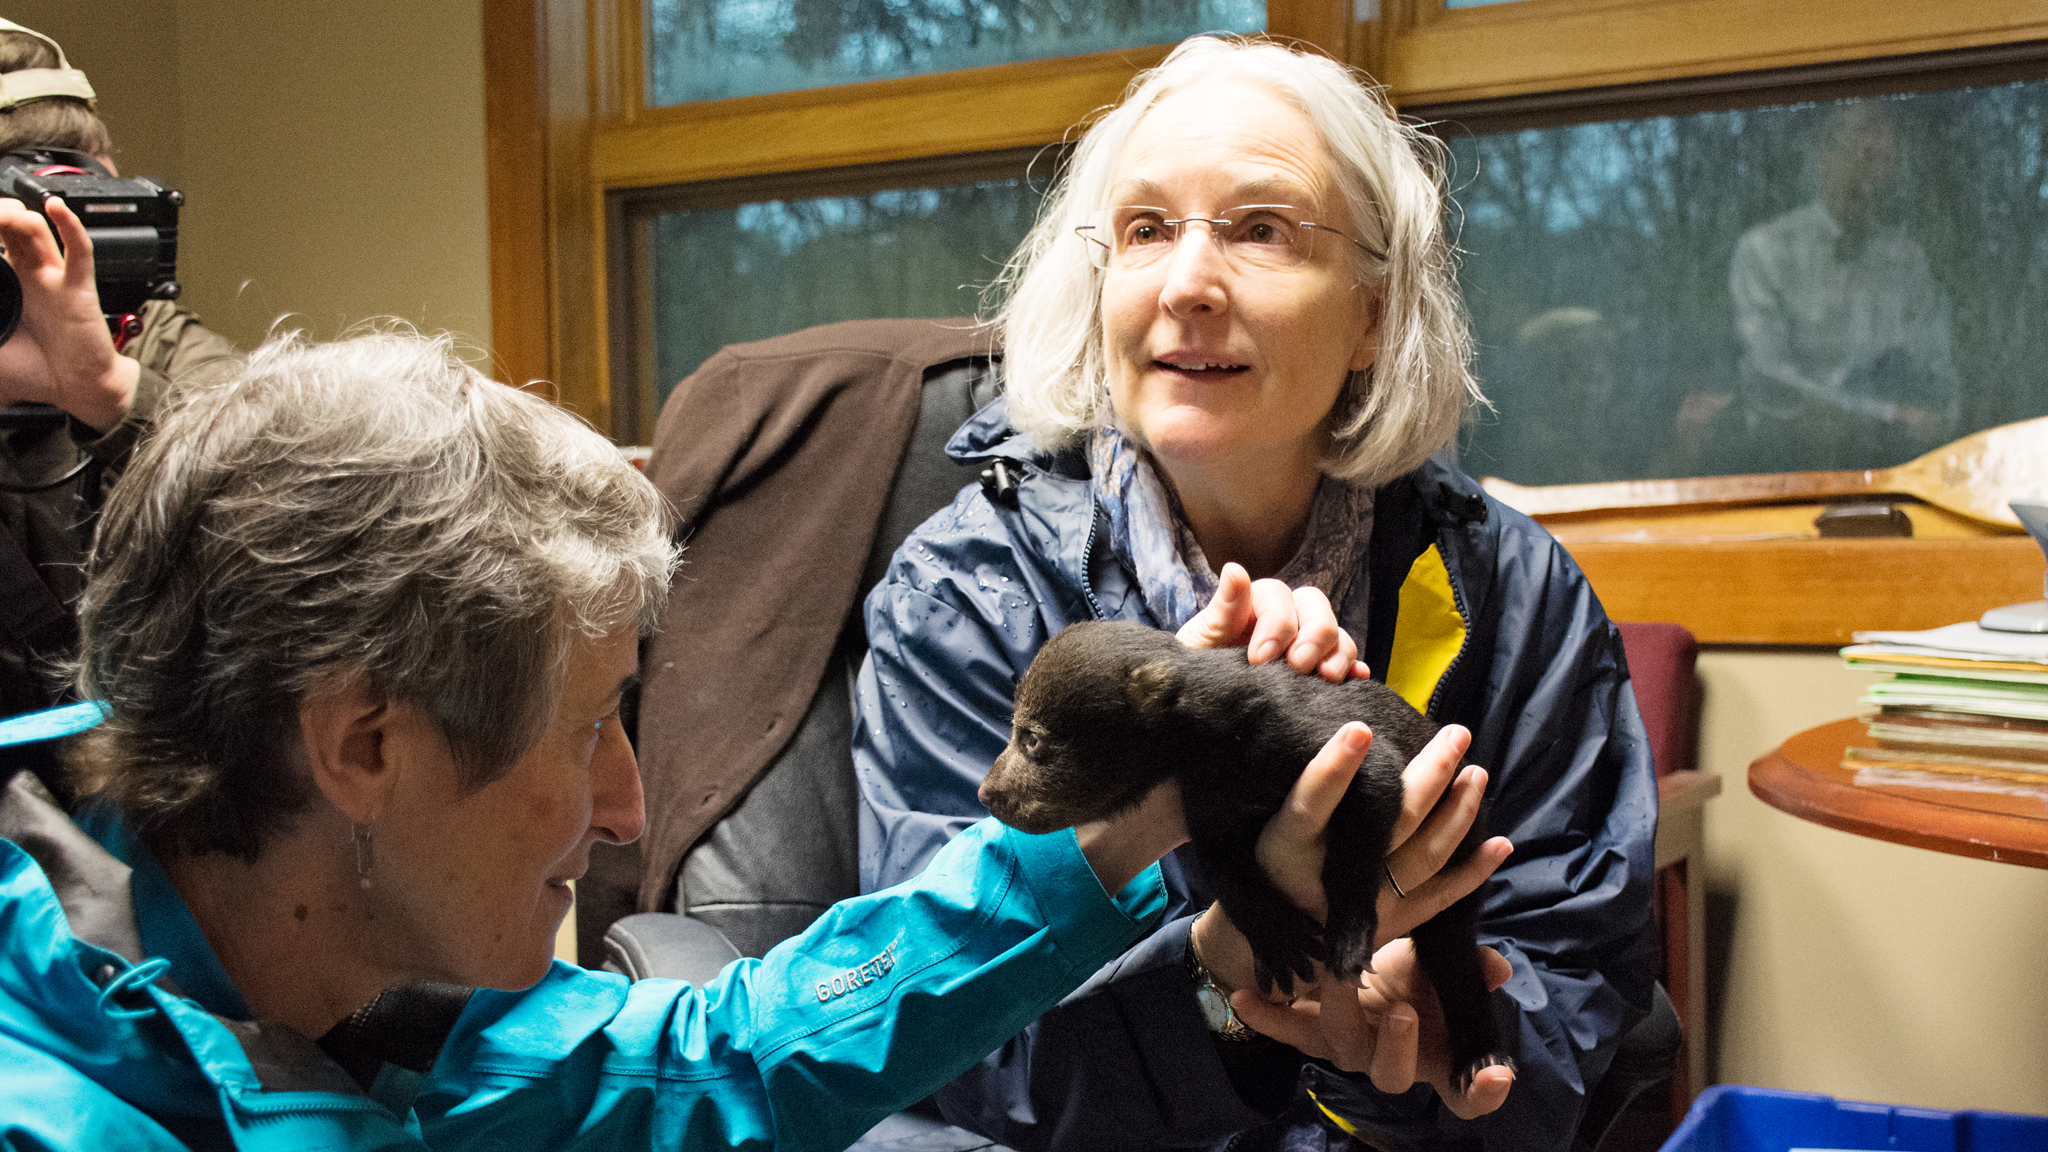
[4,1,491,354]
[1698,648,2048,1115]
[172,0,491,352]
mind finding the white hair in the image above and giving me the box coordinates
[991,35,1483,487]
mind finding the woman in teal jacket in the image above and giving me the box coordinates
[0,327,1492,1151]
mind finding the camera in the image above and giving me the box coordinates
[0,147,182,346]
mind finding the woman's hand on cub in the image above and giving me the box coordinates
[1232,938,1516,1119]
[1178,563,1506,935]
[1254,721,1511,943]
[1190,721,1514,1115]
[1177,561,1368,683]
[1232,721,1514,1117]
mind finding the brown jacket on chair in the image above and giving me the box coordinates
[633,318,994,913]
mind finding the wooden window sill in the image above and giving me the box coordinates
[1545,504,2041,644]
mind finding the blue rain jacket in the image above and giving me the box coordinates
[853,400,1659,1152]
[0,774,1165,1151]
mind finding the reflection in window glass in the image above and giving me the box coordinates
[1447,80,2048,484]
[651,180,1042,403]
[647,0,1263,106]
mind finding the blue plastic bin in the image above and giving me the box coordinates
[1660,1086,2048,1152]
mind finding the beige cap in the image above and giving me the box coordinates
[0,18,95,110]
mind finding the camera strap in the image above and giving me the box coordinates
[0,19,96,110]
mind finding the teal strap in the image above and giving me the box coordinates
[0,700,109,747]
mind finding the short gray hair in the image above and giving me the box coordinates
[75,328,676,861]
[992,35,1483,487]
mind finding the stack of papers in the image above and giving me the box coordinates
[1842,624,2048,782]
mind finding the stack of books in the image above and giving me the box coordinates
[1841,622,2048,786]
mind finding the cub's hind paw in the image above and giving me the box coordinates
[1249,947,1320,1000]
[1237,905,1327,998]
[1322,926,1375,982]
[1450,1054,1517,1095]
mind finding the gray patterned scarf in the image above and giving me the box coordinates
[1087,427,1374,636]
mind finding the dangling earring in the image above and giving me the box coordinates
[351,823,373,890]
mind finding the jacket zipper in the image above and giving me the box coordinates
[1426,522,1475,721]
[1078,501,1110,622]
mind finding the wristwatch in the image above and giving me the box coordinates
[1186,941,1257,1041]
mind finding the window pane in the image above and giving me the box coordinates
[1446,81,2048,485]
[650,179,1042,403]
[647,0,1264,106]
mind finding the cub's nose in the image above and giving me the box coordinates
[977,772,1016,813]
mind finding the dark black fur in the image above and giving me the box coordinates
[981,620,1509,1088]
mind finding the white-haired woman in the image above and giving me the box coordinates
[853,35,1661,1152]
[0,329,1497,1151]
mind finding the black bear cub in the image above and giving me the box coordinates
[980,619,1510,1089]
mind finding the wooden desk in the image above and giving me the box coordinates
[1749,718,2048,868]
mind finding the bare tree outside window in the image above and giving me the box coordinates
[1448,80,2048,484]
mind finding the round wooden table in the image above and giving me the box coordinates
[1749,718,2048,868]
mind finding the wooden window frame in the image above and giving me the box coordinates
[1360,0,2048,105]
[484,0,1348,430]
[484,0,2048,644]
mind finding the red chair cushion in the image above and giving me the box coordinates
[1616,621,1700,779]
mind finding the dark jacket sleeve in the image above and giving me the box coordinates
[852,491,1281,1150]
[84,301,241,485]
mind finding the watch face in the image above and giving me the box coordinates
[1196,983,1235,1032]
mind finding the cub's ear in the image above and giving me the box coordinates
[1127,659,1180,721]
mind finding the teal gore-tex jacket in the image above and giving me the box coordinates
[0,773,1165,1151]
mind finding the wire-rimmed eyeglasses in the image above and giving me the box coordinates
[1074,205,1383,272]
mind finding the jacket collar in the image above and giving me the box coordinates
[0,775,445,1152]
[0,770,144,963]
[944,395,1027,462]
[72,799,254,1020]
[0,773,253,1020]
[1409,452,1491,528]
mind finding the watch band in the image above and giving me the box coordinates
[1186,940,1257,1041]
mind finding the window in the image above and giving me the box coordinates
[646,0,1264,105]
[1445,76,2048,486]
[607,150,1053,434]
[485,0,2048,640]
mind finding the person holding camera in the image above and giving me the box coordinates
[0,17,237,790]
